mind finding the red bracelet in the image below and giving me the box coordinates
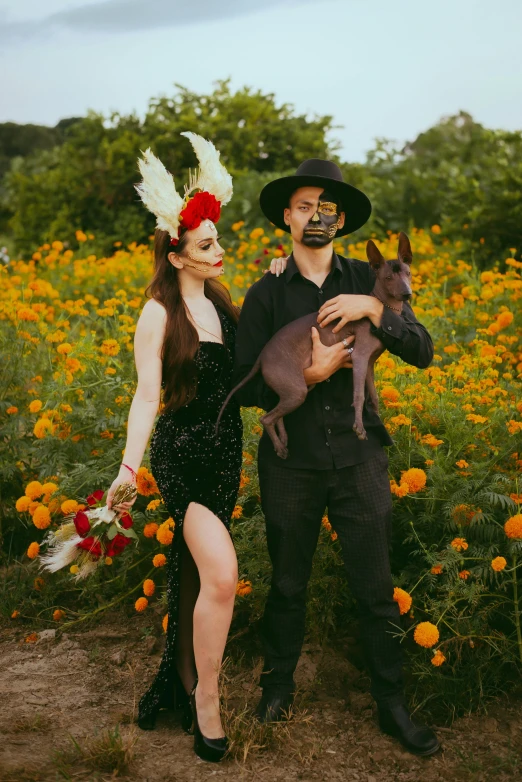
[122,463,137,479]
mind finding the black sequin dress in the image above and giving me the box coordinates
[137,305,242,727]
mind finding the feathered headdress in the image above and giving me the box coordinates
[135,132,233,244]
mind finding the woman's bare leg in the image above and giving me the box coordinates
[183,501,237,738]
[175,541,199,694]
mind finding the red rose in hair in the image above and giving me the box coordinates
[87,489,104,507]
[120,512,133,529]
[76,536,102,558]
[73,510,91,537]
[106,533,133,558]
[179,191,221,232]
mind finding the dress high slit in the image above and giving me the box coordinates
[137,306,242,727]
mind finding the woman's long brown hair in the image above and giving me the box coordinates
[145,229,239,414]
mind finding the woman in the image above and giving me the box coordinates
[106,133,285,763]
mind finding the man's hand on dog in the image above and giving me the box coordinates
[303,327,354,386]
[317,294,384,332]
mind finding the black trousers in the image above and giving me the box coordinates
[258,449,405,708]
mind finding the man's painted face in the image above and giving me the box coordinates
[302,189,343,247]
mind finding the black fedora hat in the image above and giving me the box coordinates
[260,158,372,237]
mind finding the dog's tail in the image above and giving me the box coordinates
[215,356,262,435]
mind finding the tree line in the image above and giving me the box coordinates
[1,80,520,268]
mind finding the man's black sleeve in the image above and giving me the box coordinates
[369,301,434,369]
[232,282,279,410]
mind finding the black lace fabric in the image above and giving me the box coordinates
[137,307,242,725]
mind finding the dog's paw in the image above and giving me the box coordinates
[353,422,367,440]
[276,446,289,459]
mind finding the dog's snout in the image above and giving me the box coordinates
[401,292,412,301]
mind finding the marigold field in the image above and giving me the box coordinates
[1,224,522,716]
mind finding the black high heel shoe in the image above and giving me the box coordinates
[189,685,228,763]
[137,670,193,733]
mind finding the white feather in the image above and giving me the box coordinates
[181,132,233,205]
[39,534,83,573]
[135,149,184,239]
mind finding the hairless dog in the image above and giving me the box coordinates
[217,232,413,459]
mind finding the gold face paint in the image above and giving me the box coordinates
[317,201,338,216]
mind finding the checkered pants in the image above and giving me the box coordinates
[258,449,405,707]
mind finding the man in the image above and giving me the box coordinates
[232,159,439,756]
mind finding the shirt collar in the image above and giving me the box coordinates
[285,251,342,284]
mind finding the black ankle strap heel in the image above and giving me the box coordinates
[190,686,228,763]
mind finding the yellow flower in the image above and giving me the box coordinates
[34,418,54,439]
[162,614,168,633]
[236,579,253,596]
[393,587,412,615]
[143,578,155,597]
[27,542,40,559]
[61,499,80,515]
[431,224,441,234]
[33,505,51,529]
[101,339,120,356]
[153,553,167,567]
[105,367,117,375]
[70,565,79,574]
[146,499,161,511]
[250,227,264,240]
[431,649,446,667]
[414,622,439,648]
[400,468,427,493]
[135,597,148,612]
[25,481,44,500]
[105,557,113,565]
[56,343,73,355]
[450,537,468,552]
[53,609,66,622]
[504,514,522,539]
[29,400,43,413]
[16,496,32,512]
[455,460,469,469]
[491,557,507,572]
[136,466,158,496]
[6,406,18,414]
[76,230,87,242]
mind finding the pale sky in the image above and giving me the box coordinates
[1,0,521,162]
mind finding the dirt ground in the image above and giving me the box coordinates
[1,613,521,782]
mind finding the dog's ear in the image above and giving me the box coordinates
[366,240,385,270]
[398,232,413,266]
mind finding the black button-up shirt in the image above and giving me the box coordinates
[233,252,434,470]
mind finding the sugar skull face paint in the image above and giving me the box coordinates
[169,221,225,276]
[285,187,344,248]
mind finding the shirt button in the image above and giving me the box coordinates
[325,442,330,447]
[327,428,332,434]
[319,289,323,294]
[325,405,330,411]
[388,326,392,331]
[325,378,330,383]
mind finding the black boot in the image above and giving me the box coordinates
[378,704,440,756]
[190,686,228,763]
[255,690,294,724]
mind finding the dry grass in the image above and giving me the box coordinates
[52,723,138,776]
[10,713,50,734]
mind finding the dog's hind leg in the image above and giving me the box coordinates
[365,361,379,413]
[259,380,308,459]
[275,418,288,448]
[351,351,370,440]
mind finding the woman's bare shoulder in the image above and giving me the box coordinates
[139,297,168,326]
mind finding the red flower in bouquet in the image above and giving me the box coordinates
[120,512,133,529]
[73,510,91,537]
[179,191,221,232]
[76,536,102,558]
[87,489,104,507]
[106,533,133,557]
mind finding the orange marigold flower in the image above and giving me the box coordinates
[29,399,43,413]
[70,565,79,574]
[156,523,174,545]
[61,499,79,515]
[162,614,168,633]
[506,420,522,436]
[143,579,155,597]
[425,459,434,467]
[33,505,51,529]
[41,481,58,497]
[143,522,159,538]
[25,481,44,500]
[413,621,439,648]
[393,587,412,615]
[431,649,446,667]
[458,570,471,580]
[153,553,167,567]
[381,386,400,403]
[322,515,332,532]
[504,514,522,539]
[451,504,476,525]
[236,579,253,596]
[491,556,507,572]
[105,557,113,565]
[57,343,73,355]
[146,499,161,511]
[421,434,444,448]
[390,479,409,497]
[239,471,250,489]
[34,418,54,439]
[100,338,120,356]
[33,577,45,591]
[11,610,20,619]
[231,504,243,519]
[136,466,158,496]
[6,406,18,414]
[496,311,513,329]
[16,496,32,512]
[25,632,39,643]
[17,307,38,322]
[27,542,40,559]
[450,537,468,552]
[431,224,441,234]
[431,564,443,575]
[53,609,65,621]
[455,460,469,469]
[331,530,338,541]
[135,597,148,612]
[400,468,427,493]
[466,414,487,424]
